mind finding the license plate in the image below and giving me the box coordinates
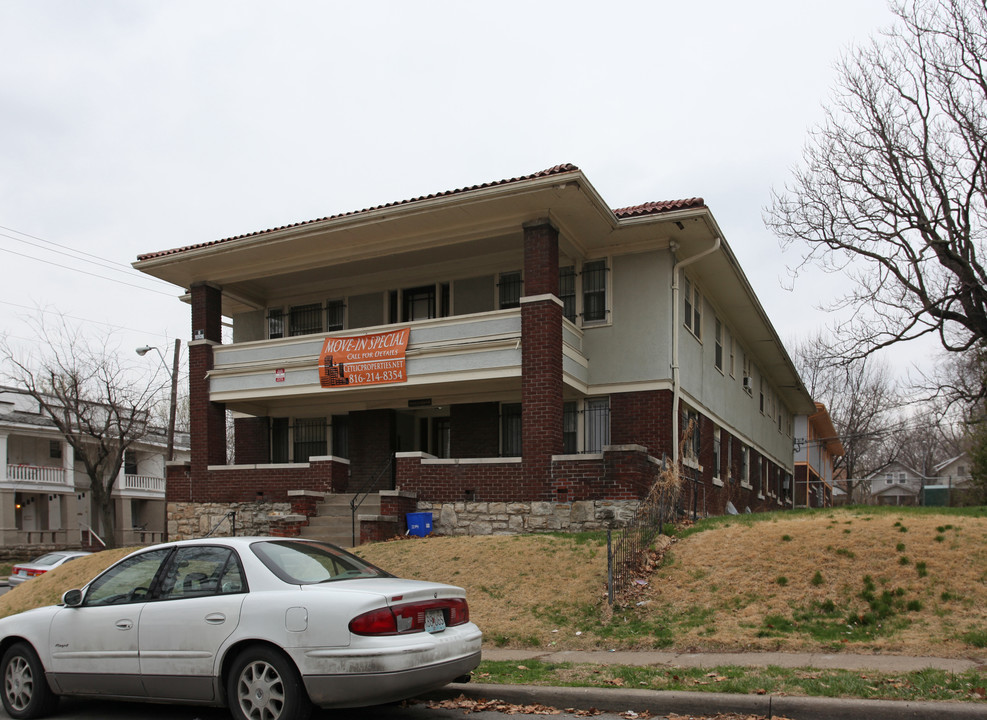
[424,609,446,633]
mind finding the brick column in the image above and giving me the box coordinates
[189,283,226,484]
[521,221,563,492]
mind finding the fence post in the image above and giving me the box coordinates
[607,527,614,606]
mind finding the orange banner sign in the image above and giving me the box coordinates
[319,328,410,389]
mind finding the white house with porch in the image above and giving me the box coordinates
[0,386,189,548]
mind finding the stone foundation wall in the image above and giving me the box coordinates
[418,499,641,536]
[168,501,291,540]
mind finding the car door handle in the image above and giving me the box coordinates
[205,613,226,625]
[116,619,133,630]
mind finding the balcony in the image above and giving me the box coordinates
[3,463,69,488]
[209,310,525,405]
[119,473,166,496]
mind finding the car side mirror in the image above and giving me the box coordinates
[61,589,83,607]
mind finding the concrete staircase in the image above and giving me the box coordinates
[298,493,380,548]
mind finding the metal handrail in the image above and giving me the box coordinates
[350,456,393,546]
[80,523,107,548]
[204,511,237,538]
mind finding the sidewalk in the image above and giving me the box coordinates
[421,649,987,720]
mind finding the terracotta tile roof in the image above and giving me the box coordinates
[136,165,705,261]
[613,198,706,217]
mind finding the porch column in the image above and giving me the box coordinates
[521,220,563,491]
[188,282,227,487]
[62,440,74,488]
[0,433,13,543]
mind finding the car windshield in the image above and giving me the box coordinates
[250,540,391,584]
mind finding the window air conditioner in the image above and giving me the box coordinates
[743,376,752,391]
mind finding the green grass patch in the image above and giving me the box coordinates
[474,660,987,703]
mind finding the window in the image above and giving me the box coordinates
[682,406,701,461]
[741,445,750,485]
[158,546,245,599]
[499,272,522,309]
[501,403,522,457]
[49,440,62,459]
[684,276,701,338]
[403,285,436,321]
[268,308,285,339]
[898,472,907,483]
[729,331,736,377]
[714,318,723,371]
[293,418,327,463]
[431,417,451,458]
[582,260,607,323]
[124,450,138,476]
[85,548,171,606]
[885,473,894,485]
[759,375,765,414]
[712,426,721,479]
[559,266,576,322]
[584,397,610,452]
[289,303,322,337]
[727,437,734,482]
[326,299,345,332]
[271,418,289,463]
[331,415,349,459]
[562,402,578,454]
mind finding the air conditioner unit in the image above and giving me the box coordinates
[743,376,752,391]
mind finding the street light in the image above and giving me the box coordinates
[136,339,180,462]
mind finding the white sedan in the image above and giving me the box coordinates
[0,537,482,720]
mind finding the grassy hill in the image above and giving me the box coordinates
[3,506,986,658]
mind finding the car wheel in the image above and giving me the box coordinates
[227,646,312,720]
[1,642,59,719]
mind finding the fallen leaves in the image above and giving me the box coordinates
[424,695,793,719]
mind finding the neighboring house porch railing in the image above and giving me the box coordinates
[122,474,166,493]
[5,463,67,485]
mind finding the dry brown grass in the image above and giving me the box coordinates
[644,510,987,656]
[3,508,985,660]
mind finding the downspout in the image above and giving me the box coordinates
[670,235,721,465]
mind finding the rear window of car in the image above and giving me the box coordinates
[250,540,392,585]
[31,553,65,565]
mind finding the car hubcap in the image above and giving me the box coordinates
[237,660,284,720]
[5,656,33,712]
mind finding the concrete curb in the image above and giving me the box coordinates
[426,682,987,720]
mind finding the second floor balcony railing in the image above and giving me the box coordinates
[121,474,166,493]
[5,463,67,485]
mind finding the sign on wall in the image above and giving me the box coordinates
[319,328,410,389]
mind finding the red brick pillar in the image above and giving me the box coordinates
[189,283,227,483]
[521,221,563,493]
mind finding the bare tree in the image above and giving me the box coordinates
[793,333,901,501]
[767,0,987,383]
[1,315,163,548]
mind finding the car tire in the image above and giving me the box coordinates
[1,642,59,719]
[227,645,312,720]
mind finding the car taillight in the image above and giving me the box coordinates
[349,598,470,636]
[12,567,45,577]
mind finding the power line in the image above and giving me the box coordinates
[0,224,176,286]
[0,299,182,341]
[0,245,177,297]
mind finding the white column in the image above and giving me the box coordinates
[0,432,8,482]
[62,440,74,488]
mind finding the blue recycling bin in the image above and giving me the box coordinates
[406,512,433,537]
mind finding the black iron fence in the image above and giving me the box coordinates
[606,454,682,605]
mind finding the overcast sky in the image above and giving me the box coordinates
[2,0,926,394]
